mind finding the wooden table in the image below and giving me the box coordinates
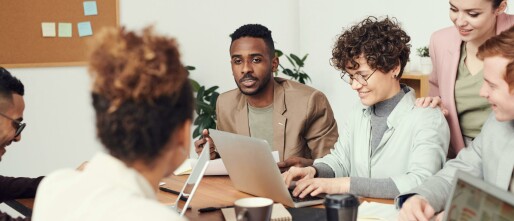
[158,175,393,221]
[15,175,393,221]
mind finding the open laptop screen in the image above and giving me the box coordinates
[172,143,211,216]
[444,171,514,221]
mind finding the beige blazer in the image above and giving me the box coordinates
[216,77,338,161]
[428,13,514,158]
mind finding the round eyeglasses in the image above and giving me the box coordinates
[340,69,377,86]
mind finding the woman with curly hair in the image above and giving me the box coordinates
[32,26,193,221]
[283,17,450,199]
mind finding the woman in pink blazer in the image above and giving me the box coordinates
[417,0,514,158]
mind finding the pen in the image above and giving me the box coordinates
[198,205,234,213]
[159,186,188,202]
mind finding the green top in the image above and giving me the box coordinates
[455,43,491,138]
[248,103,274,150]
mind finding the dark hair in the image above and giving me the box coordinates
[490,0,504,9]
[331,16,411,78]
[230,24,275,57]
[0,67,25,110]
[478,25,514,91]
[88,27,194,165]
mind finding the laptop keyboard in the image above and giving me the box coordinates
[288,189,324,203]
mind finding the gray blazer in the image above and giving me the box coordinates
[396,114,514,212]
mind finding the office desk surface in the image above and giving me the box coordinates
[16,175,393,221]
[159,175,394,221]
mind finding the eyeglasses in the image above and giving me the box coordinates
[340,69,377,86]
[0,112,26,137]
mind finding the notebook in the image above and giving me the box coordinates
[442,170,514,221]
[222,203,292,221]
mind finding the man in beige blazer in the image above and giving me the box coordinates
[195,24,338,171]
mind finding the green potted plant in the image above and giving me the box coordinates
[187,66,219,139]
[275,49,311,84]
[416,46,432,74]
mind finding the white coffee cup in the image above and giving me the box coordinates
[234,197,273,221]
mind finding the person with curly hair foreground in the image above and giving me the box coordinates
[32,26,193,221]
[282,16,450,199]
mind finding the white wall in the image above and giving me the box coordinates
[1,0,512,177]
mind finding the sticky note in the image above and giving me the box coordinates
[77,22,93,37]
[58,23,72,37]
[41,22,56,37]
[83,1,98,16]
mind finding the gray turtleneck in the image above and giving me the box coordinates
[313,86,409,199]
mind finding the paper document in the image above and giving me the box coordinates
[175,151,280,176]
[173,159,193,175]
[358,201,398,221]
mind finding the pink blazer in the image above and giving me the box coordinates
[428,13,514,158]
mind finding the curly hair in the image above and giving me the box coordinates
[478,25,514,91]
[88,27,194,164]
[230,24,275,57]
[331,16,411,78]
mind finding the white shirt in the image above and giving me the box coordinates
[32,152,186,221]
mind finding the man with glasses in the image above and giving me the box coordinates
[283,16,450,199]
[0,67,43,220]
[195,24,339,172]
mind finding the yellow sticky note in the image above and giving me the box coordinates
[58,23,72,37]
[41,22,56,37]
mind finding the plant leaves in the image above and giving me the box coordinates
[275,49,283,57]
[282,69,295,77]
[285,55,296,69]
[301,54,309,63]
[205,86,219,95]
[193,127,201,139]
[190,79,200,92]
[290,54,304,67]
[209,92,219,107]
[196,86,205,102]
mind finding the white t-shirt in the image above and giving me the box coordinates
[32,152,186,221]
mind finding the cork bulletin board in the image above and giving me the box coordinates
[0,0,119,68]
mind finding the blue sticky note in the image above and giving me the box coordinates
[78,22,93,37]
[83,1,98,16]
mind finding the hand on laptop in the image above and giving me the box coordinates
[277,156,314,172]
[293,177,350,198]
[194,129,218,160]
[282,166,316,189]
[398,195,436,221]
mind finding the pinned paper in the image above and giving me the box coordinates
[77,22,93,37]
[58,23,72,37]
[83,1,98,16]
[41,22,56,37]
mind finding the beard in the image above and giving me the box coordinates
[235,71,273,96]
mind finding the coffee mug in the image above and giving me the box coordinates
[234,197,273,221]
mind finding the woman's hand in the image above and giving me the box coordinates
[415,96,448,116]
[292,177,350,198]
[282,166,316,188]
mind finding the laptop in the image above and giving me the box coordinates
[209,129,324,208]
[442,170,514,221]
[171,143,211,216]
